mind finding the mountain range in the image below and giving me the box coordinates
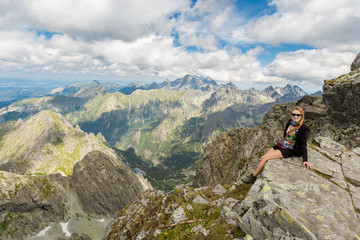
[0,75,311,190]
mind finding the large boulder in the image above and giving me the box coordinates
[238,137,360,239]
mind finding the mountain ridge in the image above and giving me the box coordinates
[0,75,310,190]
[0,110,117,175]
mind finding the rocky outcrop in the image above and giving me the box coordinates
[351,52,360,71]
[72,151,151,216]
[107,183,252,240]
[323,68,360,125]
[238,137,360,239]
[0,171,69,239]
[0,151,151,240]
[193,126,273,187]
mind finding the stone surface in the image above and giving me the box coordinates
[193,195,209,205]
[323,68,360,125]
[351,52,360,71]
[71,151,151,216]
[213,184,227,195]
[238,138,360,239]
[191,224,210,236]
[170,206,187,224]
[0,171,69,239]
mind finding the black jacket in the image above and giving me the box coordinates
[283,120,310,162]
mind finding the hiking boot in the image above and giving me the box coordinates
[241,174,257,184]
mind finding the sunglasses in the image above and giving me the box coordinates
[291,113,302,117]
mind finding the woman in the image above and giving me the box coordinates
[241,106,313,184]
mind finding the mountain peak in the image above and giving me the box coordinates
[223,82,237,88]
[0,110,117,175]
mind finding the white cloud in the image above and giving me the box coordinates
[247,0,360,50]
[0,0,191,41]
[0,0,359,93]
[263,49,355,86]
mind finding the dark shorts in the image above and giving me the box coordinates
[273,145,294,158]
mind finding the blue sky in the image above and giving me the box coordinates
[0,0,359,93]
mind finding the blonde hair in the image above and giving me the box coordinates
[290,106,305,126]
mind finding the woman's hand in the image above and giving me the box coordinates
[302,161,313,170]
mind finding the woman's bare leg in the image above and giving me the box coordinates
[253,148,284,177]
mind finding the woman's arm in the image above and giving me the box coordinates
[298,127,310,162]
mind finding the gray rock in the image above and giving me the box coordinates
[213,184,227,195]
[164,203,179,214]
[323,68,360,125]
[170,206,187,224]
[153,229,161,237]
[193,195,209,205]
[136,230,146,240]
[186,204,194,212]
[238,149,360,240]
[220,206,239,226]
[191,224,210,236]
[0,171,69,239]
[224,197,239,209]
[71,151,148,216]
[211,197,225,207]
[229,185,236,191]
[351,52,360,71]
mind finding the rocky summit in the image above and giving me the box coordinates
[106,54,360,239]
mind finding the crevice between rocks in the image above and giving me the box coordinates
[339,155,360,220]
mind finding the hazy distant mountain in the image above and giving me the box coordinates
[118,75,220,94]
[222,82,237,88]
[71,85,107,99]
[262,84,307,102]
[157,75,220,91]
[50,80,123,95]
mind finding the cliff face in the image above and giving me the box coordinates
[323,68,360,126]
[71,151,151,216]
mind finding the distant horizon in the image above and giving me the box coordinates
[0,73,323,94]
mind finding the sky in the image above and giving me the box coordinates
[0,0,360,93]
